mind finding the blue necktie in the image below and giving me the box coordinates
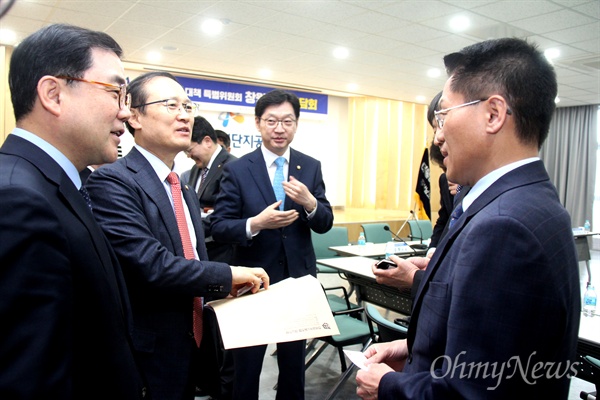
[273,157,286,210]
[449,204,464,229]
[79,186,92,210]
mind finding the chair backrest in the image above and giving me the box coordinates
[408,220,433,241]
[361,223,392,244]
[312,226,349,259]
[365,303,407,343]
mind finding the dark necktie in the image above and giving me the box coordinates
[449,204,464,229]
[166,172,203,347]
[79,186,92,210]
[273,157,286,210]
[198,167,209,192]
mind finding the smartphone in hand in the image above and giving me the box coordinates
[376,259,396,269]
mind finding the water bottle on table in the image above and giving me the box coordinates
[583,284,597,317]
[357,231,366,246]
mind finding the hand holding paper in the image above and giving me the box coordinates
[229,266,269,297]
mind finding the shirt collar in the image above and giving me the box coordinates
[11,128,82,188]
[462,157,539,211]
[260,145,290,167]
[135,144,176,182]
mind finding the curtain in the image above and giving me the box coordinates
[540,105,598,227]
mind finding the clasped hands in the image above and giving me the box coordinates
[251,176,316,231]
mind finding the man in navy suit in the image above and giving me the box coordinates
[181,116,237,263]
[357,38,580,398]
[0,24,147,399]
[86,71,269,400]
[211,89,334,399]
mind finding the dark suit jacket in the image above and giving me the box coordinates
[211,147,334,283]
[86,147,232,400]
[182,149,238,263]
[429,173,453,248]
[381,161,580,398]
[0,134,145,399]
[184,148,237,211]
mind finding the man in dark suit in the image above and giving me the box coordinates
[85,71,269,400]
[357,38,580,398]
[0,24,147,399]
[181,116,237,263]
[211,89,334,400]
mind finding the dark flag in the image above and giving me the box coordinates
[413,148,431,220]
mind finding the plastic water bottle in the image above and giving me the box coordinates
[385,241,395,259]
[357,232,366,246]
[583,284,597,317]
[584,219,591,232]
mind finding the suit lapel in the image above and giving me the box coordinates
[407,161,550,351]
[126,148,183,256]
[197,149,228,199]
[246,148,277,206]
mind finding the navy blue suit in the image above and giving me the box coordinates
[86,147,233,400]
[211,147,333,399]
[380,161,580,398]
[0,134,146,399]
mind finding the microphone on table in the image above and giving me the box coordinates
[383,225,417,253]
[407,211,428,250]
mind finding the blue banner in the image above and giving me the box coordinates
[176,76,328,115]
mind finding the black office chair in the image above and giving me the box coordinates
[580,355,600,400]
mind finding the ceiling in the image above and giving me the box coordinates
[1,0,599,107]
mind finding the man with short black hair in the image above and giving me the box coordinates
[357,37,580,399]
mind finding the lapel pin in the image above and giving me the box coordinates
[296,165,301,170]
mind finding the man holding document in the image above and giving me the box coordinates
[211,89,334,400]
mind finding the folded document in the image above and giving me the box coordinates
[207,275,340,349]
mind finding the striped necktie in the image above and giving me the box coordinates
[166,172,203,347]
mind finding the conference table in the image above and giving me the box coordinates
[318,256,413,315]
[573,230,599,284]
[328,241,427,259]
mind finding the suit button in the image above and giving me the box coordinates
[282,235,287,239]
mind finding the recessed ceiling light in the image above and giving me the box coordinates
[347,83,358,92]
[146,51,161,63]
[162,45,178,52]
[202,18,224,35]
[333,47,349,60]
[258,68,272,79]
[427,68,441,78]
[449,15,470,32]
[544,48,560,61]
[416,95,426,103]
[0,28,17,45]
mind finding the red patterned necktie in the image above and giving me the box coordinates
[166,172,203,347]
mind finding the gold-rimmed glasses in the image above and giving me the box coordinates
[55,75,130,109]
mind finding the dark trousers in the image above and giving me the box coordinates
[231,339,306,400]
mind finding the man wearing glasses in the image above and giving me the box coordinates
[211,89,334,400]
[356,38,579,399]
[85,71,269,400]
[0,24,146,399]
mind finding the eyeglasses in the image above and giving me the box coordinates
[434,99,487,129]
[55,76,130,109]
[184,142,198,156]
[131,99,197,115]
[260,118,296,129]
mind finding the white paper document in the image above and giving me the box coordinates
[343,349,369,370]
[207,275,340,349]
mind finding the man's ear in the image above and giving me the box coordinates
[37,76,62,117]
[486,95,511,134]
[128,109,142,130]
[255,116,261,131]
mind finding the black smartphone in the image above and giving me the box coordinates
[376,259,396,269]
